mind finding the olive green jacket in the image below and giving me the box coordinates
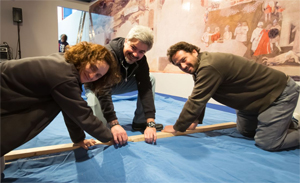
[174,52,287,132]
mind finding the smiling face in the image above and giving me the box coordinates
[80,60,109,83]
[123,38,149,64]
[171,49,199,74]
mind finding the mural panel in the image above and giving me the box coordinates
[90,0,300,81]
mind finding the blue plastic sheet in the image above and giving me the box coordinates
[2,93,299,183]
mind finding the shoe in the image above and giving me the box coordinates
[132,122,163,131]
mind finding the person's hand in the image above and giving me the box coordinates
[144,127,157,144]
[111,125,128,146]
[76,139,96,150]
[187,121,198,130]
[162,125,176,133]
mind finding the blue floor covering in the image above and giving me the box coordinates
[2,92,299,183]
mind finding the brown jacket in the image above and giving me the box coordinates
[0,53,112,156]
[174,52,287,132]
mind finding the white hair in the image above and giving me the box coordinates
[126,25,154,50]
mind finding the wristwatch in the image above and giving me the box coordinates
[147,121,156,128]
[109,121,120,128]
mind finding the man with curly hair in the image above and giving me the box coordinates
[163,41,299,152]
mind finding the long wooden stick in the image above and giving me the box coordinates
[4,122,236,161]
[4,141,113,161]
[128,122,236,142]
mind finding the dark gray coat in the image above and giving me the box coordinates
[0,53,112,156]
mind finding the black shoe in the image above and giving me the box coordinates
[132,122,163,131]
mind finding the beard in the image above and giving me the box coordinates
[125,56,131,63]
[125,53,138,64]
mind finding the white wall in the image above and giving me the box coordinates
[0,0,90,58]
[153,72,194,97]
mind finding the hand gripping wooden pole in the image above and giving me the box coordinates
[4,122,236,161]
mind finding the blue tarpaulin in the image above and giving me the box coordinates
[2,93,299,183]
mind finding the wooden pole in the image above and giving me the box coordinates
[4,141,113,161]
[4,122,236,161]
[128,122,236,142]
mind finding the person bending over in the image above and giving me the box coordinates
[162,41,299,152]
[1,42,121,174]
[85,25,163,145]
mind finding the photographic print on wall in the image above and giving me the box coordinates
[89,0,300,81]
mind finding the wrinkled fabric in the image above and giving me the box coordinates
[2,93,299,183]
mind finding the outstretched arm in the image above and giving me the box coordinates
[52,80,113,143]
[162,120,198,133]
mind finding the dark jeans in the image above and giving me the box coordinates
[86,74,156,125]
[236,77,300,151]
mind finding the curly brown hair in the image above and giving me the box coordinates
[167,42,200,64]
[64,41,121,95]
